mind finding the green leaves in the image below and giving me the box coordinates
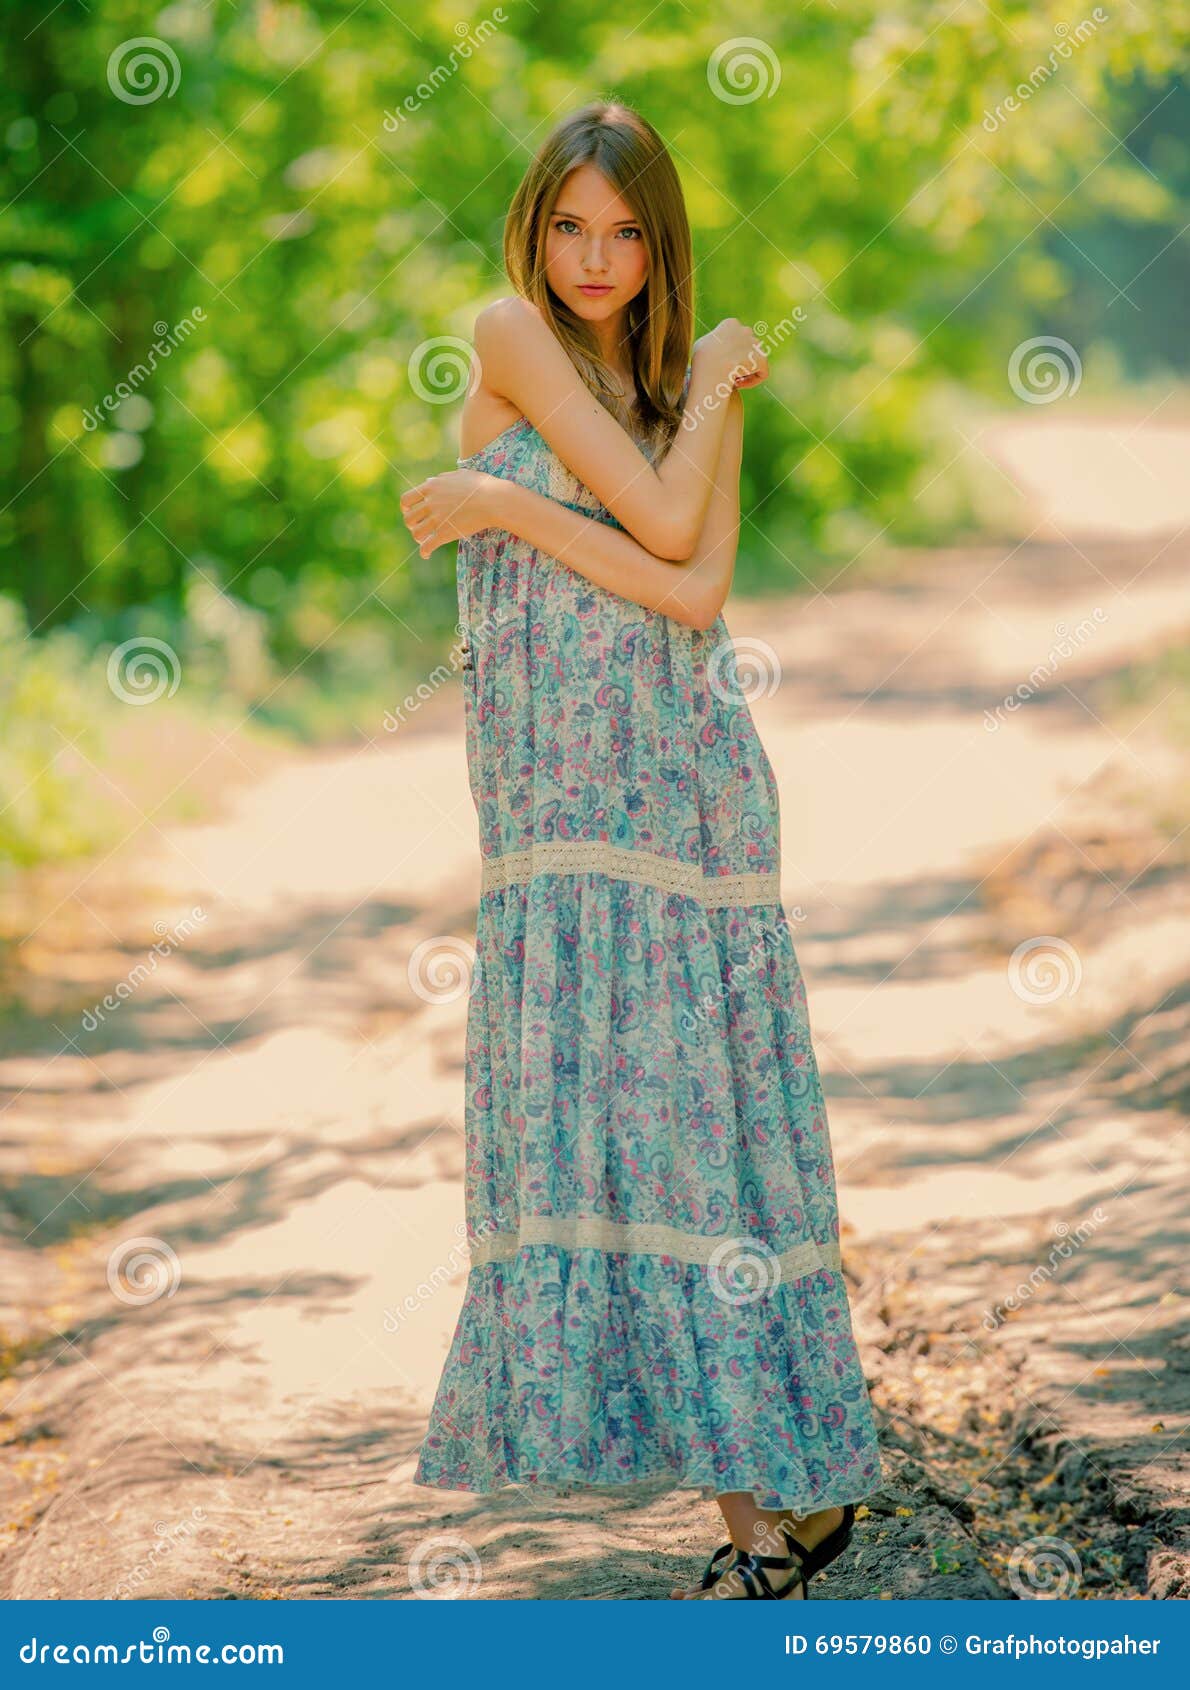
[1,0,1186,638]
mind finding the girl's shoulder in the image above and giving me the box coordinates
[475,294,546,347]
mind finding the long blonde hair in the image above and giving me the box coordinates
[503,100,693,455]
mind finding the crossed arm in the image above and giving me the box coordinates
[463,297,755,561]
[400,296,757,631]
[451,391,744,632]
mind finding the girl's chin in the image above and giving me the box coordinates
[570,291,620,314]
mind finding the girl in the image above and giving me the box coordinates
[401,100,882,1602]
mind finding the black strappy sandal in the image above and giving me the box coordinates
[692,1502,856,1595]
[692,1538,739,1593]
[718,1533,809,1600]
[801,1501,857,1580]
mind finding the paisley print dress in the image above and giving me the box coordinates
[412,385,883,1512]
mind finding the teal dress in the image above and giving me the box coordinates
[413,393,883,1511]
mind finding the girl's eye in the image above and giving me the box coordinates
[553,220,641,239]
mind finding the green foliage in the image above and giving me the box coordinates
[1107,637,1190,746]
[0,596,108,865]
[1,0,1187,740]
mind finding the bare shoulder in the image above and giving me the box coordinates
[460,299,543,455]
[475,294,550,358]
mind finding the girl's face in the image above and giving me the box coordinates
[543,163,649,326]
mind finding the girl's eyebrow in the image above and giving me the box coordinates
[552,209,639,225]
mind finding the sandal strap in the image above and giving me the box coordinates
[748,1546,808,1570]
[699,1540,736,1588]
[731,1545,807,1600]
[732,1553,772,1599]
[699,1509,856,1597]
[788,1502,856,1576]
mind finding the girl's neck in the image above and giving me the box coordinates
[591,311,634,395]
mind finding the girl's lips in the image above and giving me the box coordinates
[578,284,613,294]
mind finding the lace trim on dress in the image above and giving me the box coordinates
[468,1215,843,1280]
[546,451,602,513]
[544,409,666,508]
[479,841,782,907]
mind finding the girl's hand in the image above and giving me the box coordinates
[400,468,501,558]
[693,318,769,391]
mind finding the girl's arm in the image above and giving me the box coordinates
[402,391,745,633]
[471,296,760,562]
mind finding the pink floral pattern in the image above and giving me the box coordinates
[413,392,882,1512]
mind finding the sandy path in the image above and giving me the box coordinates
[0,413,1186,1600]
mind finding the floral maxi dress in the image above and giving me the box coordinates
[412,398,883,1512]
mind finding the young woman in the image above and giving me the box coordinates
[400,100,882,1602]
